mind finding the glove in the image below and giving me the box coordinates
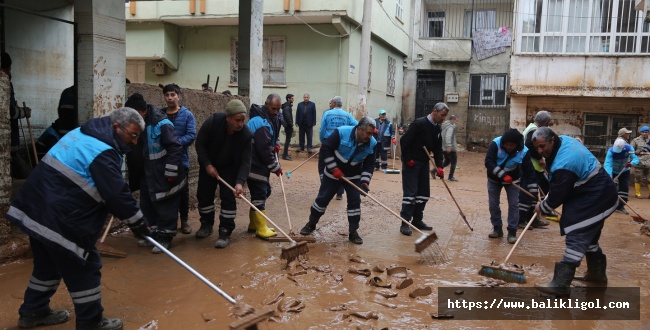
[129,217,152,238]
[392,138,397,144]
[274,145,281,154]
[331,168,344,179]
[273,168,283,177]
[407,160,415,167]
[360,183,370,194]
[436,167,444,178]
[625,162,632,168]
[167,177,176,183]
[374,129,379,134]
[503,175,513,184]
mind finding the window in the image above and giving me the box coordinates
[463,9,497,38]
[517,0,650,53]
[583,113,638,157]
[387,56,397,95]
[469,74,507,107]
[230,36,286,85]
[427,11,445,38]
[396,0,404,21]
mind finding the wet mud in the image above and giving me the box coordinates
[1,151,649,329]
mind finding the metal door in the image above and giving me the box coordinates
[415,70,445,119]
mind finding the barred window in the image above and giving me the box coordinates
[469,74,507,107]
[428,11,445,38]
[387,56,396,95]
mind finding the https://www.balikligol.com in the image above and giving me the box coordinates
[447,298,631,311]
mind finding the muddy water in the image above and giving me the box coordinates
[1,151,648,329]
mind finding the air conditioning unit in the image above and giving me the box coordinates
[153,61,167,75]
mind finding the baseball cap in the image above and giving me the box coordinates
[640,126,649,132]
[378,109,386,115]
[612,138,626,153]
[618,127,632,136]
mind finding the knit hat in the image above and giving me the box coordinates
[612,138,626,153]
[640,126,649,132]
[501,128,523,151]
[225,99,247,116]
[378,109,386,115]
[125,93,147,111]
[618,127,632,136]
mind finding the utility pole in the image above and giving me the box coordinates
[356,0,372,119]
[238,0,264,104]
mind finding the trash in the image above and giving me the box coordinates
[277,298,305,313]
[368,277,392,288]
[432,313,454,319]
[408,286,432,298]
[264,291,285,305]
[349,311,379,320]
[395,278,414,289]
[348,267,372,277]
[386,266,408,278]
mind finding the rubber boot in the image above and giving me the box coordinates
[214,228,231,249]
[635,183,642,198]
[411,218,432,230]
[247,209,256,233]
[574,253,607,283]
[536,262,576,297]
[252,210,276,239]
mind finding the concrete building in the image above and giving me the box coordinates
[509,0,650,157]
[125,0,410,142]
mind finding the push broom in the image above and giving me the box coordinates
[216,176,309,263]
[339,177,439,254]
[144,236,275,329]
[285,150,319,179]
[617,196,646,222]
[478,211,538,284]
[423,147,473,231]
[97,216,127,258]
[383,132,400,174]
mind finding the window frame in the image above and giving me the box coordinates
[427,11,446,38]
[469,74,508,107]
[230,36,287,86]
[387,56,397,96]
[396,0,404,21]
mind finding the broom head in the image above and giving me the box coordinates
[478,264,526,284]
[383,169,401,174]
[632,215,646,223]
[229,307,275,330]
[97,242,127,258]
[286,171,292,179]
[414,232,438,253]
[280,241,309,262]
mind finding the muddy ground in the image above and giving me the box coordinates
[0,150,649,329]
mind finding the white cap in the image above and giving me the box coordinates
[613,138,626,153]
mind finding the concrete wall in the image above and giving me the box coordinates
[0,73,12,244]
[4,4,75,135]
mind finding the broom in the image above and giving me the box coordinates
[216,176,309,263]
[286,150,320,179]
[144,236,275,329]
[97,216,127,258]
[478,212,538,283]
[423,147,473,231]
[617,196,646,222]
[384,132,400,174]
[339,177,438,253]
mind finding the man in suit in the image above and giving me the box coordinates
[295,93,317,153]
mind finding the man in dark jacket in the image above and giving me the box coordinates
[295,93,317,153]
[35,85,79,160]
[373,109,396,171]
[194,99,252,248]
[125,93,185,253]
[299,117,377,244]
[281,93,294,160]
[6,107,151,330]
[398,102,448,236]
[533,127,618,296]
[246,94,283,239]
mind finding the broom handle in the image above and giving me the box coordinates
[144,236,237,304]
[339,176,426,235]
[23,102,38,165]
[276,153,293,232]
[100,216,114,244]
[538,187,562,217]
[502,212,538,264]
[511,182,536,199]
[215,176,295,243]
[618,195,644,219]
[422,146,473,231]
[287,150,319,175]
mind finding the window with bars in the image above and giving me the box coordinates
[396,0,404,21]
[463,9,497,38]
[517,0,650,53]
[469,74,507,106]
[230,36,286,85]
[387,56,396,95]
[427,11,445,38]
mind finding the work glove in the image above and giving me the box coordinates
[407,160,415,167]
[129,217,152,238]
[331,168,344,179]
[436,167,444,178]
[374,129,379,134]
[273,168,283,177]
[360,183,370,194]
[392,138,397,145]
[274,145,281,154]
[625,162,632,168]
[503,175,513,184]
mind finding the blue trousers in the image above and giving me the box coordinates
[399,159,430,223]
[20,237,104,325]
[308,175,361,232]
[247,176,272,211]
[298,124,313,150]
[487,180,519,231]
[139,177,180,237]
[614,170,630,209]
[374,143,388,169]
[197,168,238,232]
[562,220,605,266]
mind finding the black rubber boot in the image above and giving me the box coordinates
[214,228,232,249]
[411,219,432,230]
[400,221,412,236]
[195,223,213,238]
[300,222,317,235]
[77,317,123,330]
[536,262,576,297]
[488,226,503,238]
[574,253,607,283]
[18,309,70,328]
[349,231,363,244]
